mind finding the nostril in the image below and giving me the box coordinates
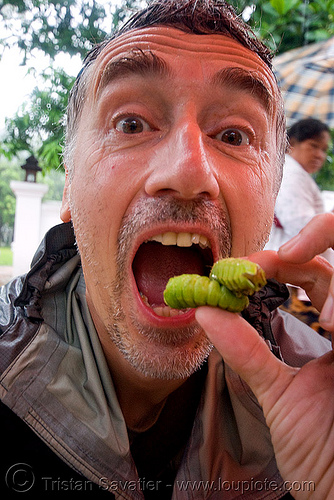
[145,168,220,201]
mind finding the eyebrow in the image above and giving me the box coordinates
[96,49,170,98]
[212,66,273,111]
[96,49,273,112]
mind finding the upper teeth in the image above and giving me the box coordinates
[147,232,211,249]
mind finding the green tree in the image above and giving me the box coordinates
[233,0,334,190]
[230,0,334,54]
[2,68,75,171]
[0,0,109,62]
[0,159,21,246]
[314,131,334,190]
[314,158,334,191]
[0,0,142,170]
[0,155,67,245]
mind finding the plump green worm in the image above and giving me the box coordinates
[210,257,266,296]
[163,258,266,312]
[163,274,249,312]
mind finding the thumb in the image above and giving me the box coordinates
[278,213,334,263]
[196,307,293,407]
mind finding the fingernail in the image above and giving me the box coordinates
[320,294,334,328]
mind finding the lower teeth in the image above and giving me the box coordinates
[139,293,189,317]
[152,306,189,317]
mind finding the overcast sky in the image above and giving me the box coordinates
[0,48,83,131]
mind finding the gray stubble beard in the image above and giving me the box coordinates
[74,196,232,379]
[106,197,231,379]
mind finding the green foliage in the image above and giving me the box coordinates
[0,0,142,171]
[0,247,13,265]
[0,159,21,245]
[314,131,334,190]
[111,0,144,29]
[230,0,334,55]
[0,0,109,62]
[314,157,334,191]
[2,68,75,171]
[269,0,300,16]
[230,0,334,189]
[0,156,65,244]
[42,168,66,201]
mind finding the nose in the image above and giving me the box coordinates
[318,149,327,162]
[145,120,220,200]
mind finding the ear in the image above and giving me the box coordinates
[60,167,72,223]
[288,137,297,151]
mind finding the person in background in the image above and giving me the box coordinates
[266,117,332,262]
[265,118,334,331]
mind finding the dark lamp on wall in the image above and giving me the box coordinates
[21,155,42,183]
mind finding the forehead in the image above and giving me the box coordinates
[90,26,278,100]
[305,131,330,144]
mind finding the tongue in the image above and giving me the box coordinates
[133,242,206,306]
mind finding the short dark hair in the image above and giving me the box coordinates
[288,118,330,143]
[115,0,272,64]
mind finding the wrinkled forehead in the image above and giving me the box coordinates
[88,26,279,102]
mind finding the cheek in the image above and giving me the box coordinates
[70,139,150,247]
[221,163,276,254]
[73,137,129,204]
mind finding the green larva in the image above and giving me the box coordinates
[210,258,267,296]
[163,274,249,312]
[163,258,266,312]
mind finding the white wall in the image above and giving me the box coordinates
[10,181,62,276]
[40,200,63,240]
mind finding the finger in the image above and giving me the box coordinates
[278,213,334,263]
[248,250,332,312]
[319,273,334,332]
[195,307,293,408]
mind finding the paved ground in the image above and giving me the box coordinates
[0,267,13,286]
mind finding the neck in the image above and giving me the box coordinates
[88,300,187,430]
[107,346,186,431]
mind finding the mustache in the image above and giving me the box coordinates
[117,196,231,256]
[112,196,231,301]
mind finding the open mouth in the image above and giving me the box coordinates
[132,232,214,317]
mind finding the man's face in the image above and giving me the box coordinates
[62,27,281,379]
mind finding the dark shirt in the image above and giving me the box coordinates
[129,363,208,499]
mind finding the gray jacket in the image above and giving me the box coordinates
[0,223,330,499]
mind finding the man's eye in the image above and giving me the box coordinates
[215,128,250,146]
[115,116,151,134]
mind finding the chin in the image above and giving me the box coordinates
[109,313,213,380]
